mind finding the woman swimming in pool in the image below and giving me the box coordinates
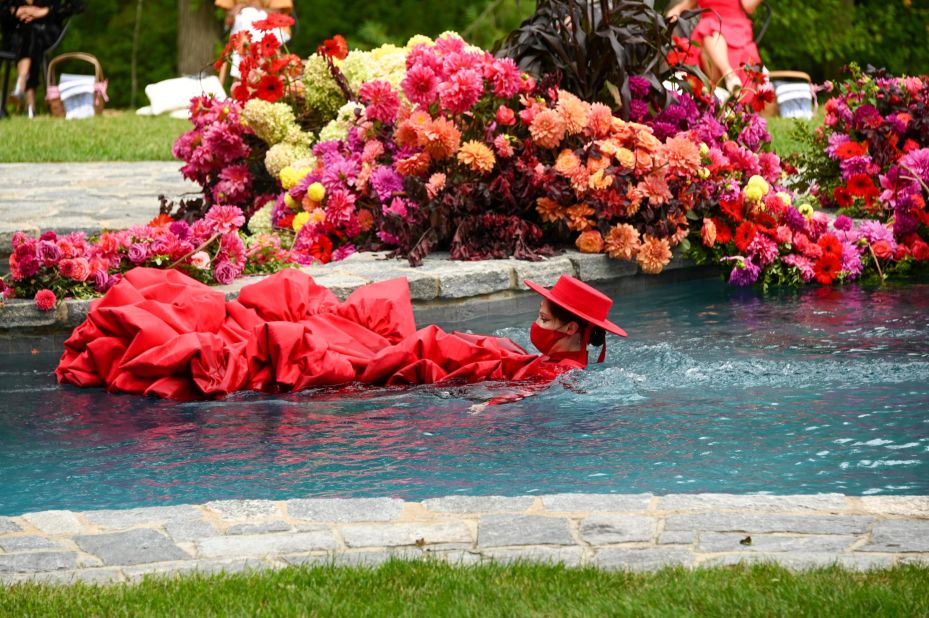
[55,268,626,401]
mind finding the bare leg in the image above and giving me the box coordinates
[701,31,741,91]
[14,58,30,94]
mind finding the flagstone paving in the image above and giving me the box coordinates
[0,494,926,584]
[0,162,196,251]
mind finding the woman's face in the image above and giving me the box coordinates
[536,299,569,332]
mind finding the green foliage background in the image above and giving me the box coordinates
[54,0,929,109]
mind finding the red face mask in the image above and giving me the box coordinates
[530,322,570,355]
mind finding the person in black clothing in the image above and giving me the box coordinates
[1,0,84,117]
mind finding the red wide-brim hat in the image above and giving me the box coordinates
[525,275,627,337]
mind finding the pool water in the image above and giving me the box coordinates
[1,278,928,516]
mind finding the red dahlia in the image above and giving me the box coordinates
[847,174,876,197]
[817,233,842,258]
[734,220,757,253]
[814,254,841,285]
[256,74,285,102]
[834,141,867,160]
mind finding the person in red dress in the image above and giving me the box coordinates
[55,268,627,402]
[666,0,764,93]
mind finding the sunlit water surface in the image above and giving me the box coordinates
[1,278,928,515]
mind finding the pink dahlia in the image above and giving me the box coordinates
[485,57,522,99]
[401,65,439,107]
[438,69,483,114]
[205,205,246,235]
[359,80,401,124]
[35,289,56,311]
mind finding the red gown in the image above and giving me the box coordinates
[55,268,584,401]
[685,0,762,85]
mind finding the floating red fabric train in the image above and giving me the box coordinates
[55,268,582,401]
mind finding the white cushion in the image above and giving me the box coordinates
[143,75,227,116]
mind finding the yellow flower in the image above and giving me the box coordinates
[744,185,764,203]
[284,193,299,210]
[292,211,310,232]
[699,142,709,156]
[280,166,310,190]
[307,182,326,203]
[698,167,710,179]
[776,191,792,207]
[797,203,814,218]
[406,35,434,48]
[746,174,770,194]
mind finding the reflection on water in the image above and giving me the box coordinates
[1,279,928,515]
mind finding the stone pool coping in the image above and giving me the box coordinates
[1,494,927,584]
[0,249,704,337]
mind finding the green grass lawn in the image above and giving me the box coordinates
[0,107,821,164]
[3,561,928,617]
[0,111,189,162]
[766,108,824,159]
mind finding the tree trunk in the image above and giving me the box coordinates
[177,0,221,76]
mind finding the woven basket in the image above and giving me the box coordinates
[46,52,107,118]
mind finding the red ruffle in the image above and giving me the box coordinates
[55,268,580,400]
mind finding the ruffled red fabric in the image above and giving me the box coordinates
[56,268,583,401]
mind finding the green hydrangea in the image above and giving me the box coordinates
[368,44,407,89]
[248,201,275,235]
[302,55,347,120]
[242,100,297,145]
[341,51,374,92]
[265,141,312,178]
[318,101,363,143]
[285,127,315,151]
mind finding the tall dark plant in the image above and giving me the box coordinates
[493,0,679,117]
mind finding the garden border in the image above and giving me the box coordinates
[1,493,927,584]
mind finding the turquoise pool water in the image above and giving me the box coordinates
[1,278,928,515]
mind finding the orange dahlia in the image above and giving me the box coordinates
[529,109,567,149]
[575,229,604,253]
[556,90,590,135]
[605,223,641,260]
[566,204,595,231]
[422,117,461,160]
[637,235,672,274]
[536,197,564,223]
[457,141,496,174]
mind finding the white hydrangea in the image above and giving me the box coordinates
[318,101,364,143]
[242,99,297,145]
[265,141,312,178]
[248,201,275,235]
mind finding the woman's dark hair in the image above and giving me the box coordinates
[548,301,606,347]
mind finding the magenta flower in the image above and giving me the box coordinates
[359,80,401,124]
[213,259,237,285]
[401,65,439,107]
[205,205,246,235]
[485,57,522,99]
[438,68,483,114]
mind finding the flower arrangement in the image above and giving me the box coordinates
[2,205,284,305]
[171,95,280,222]
[803,65,929,244]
